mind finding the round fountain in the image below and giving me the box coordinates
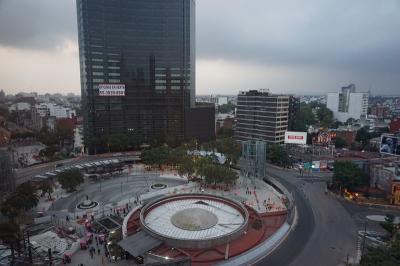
[77,195,99,210]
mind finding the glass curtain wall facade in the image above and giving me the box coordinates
[77,0,195,153]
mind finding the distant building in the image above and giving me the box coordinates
[235,90,290,144]
[74,124,84,155]
[288,96,300,131]
[370,163,400,205]
[0,127,11,146]
[216,113,234,135]
[0,90,5,102]
[185,103,215,142]
[336,129,356,147]
[9,102,31,112]
[35,103,75,119]
[196,95,229,106]
[370,105,389,119]
[327,84,369,122]
[390,117,400,134]
[0,151,15,199]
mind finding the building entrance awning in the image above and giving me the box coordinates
[117,231,162,257]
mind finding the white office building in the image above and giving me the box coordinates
[327,84,369,123]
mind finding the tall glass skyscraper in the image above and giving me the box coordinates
[77,0,196,153]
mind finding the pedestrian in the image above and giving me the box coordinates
[98,248,100,255]
[90,250,93,259]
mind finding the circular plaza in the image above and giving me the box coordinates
[140,194,249,249]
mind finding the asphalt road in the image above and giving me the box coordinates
[255,171,315,266]
[257,166,358,266]
[14,152,139,185]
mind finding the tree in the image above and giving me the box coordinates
[107,134,129,152]
[218,137,241,165]
[267,144,291,167]
[194,156,213,182]
[332,161,366,192]
[178,156,195,179]
[57,169,84,192]
[380,214,398,239]
[346,118,355,125]
[167,147,186,168]
[0,182,39,223]
[218,102,235,114]
[335,137,347,148]
[38,180,54,199]
[140,146,171,168]
[356,126,372,147]
[0,222,20,260]
[293,104,316,131]
[316,106,334,128]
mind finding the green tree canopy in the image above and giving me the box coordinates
[218,102,236,114]
[293,103,316,131]
[178,156,195,179]
[316,106,334,128]
[332,161,367,191]
[141,146,171,168]
[356,126,372,147]
[267,144,291,167]
[106,134,129,152]
[57,169,84,192]
[0,182,39,223]
[335,137,348,148]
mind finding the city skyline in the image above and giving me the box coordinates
[0,0,400,95]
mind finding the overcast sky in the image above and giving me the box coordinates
[0,0,399,95]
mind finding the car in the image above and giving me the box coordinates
[55,163,64,168]
[134,255,144,264]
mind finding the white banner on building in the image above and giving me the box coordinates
[98,84,125,96]
[284,131,307,145]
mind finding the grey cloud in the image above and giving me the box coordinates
[196,0,400,73]
[0,0,77,50]
[0,0,399,94]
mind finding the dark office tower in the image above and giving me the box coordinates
[288,96,300,131]
[77,0,196,153]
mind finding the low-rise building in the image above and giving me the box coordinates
[370,162,400,205]
[390,117,400,134]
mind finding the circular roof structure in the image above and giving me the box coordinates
[140,194,249,249]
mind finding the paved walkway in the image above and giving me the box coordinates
[158,176,287,214]
[70,232,134,266]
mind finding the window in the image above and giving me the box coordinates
[93,78,104,83]
[108,73,120,76]
[108,79,120,83]
[93,72,104,76]
[92,65,103,69]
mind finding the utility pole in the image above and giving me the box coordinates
[361,220,367,260]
